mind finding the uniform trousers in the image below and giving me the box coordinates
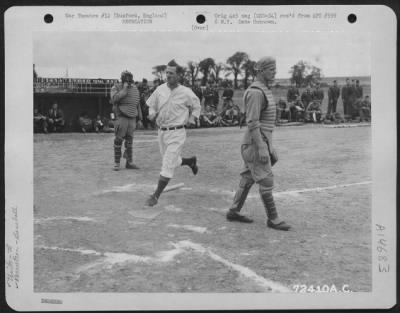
[114,115,136,163]
[158,128,186,178]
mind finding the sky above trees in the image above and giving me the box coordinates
[33,31,370,81]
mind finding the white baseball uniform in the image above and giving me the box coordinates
[146,83,201,178]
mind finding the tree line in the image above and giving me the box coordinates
[152,52,322,89]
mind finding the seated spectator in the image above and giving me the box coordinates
[203,82,219,110]
[94,114,106,132]
[301,85,313,111]
[324,112,344,124]
[191,80,203,103]
[200,105,220,127]
[47,102,65,132]
[33,108,48,133]
[306,100,322,123]
[276,98,291,123]
[102,117,115,133]
[221,86,234,112]
[289,95,305,122]
[186,116,200,129]
[359,96,371,122]
[352,95,371,122]
[221,102,241,126]
[78,112,94,133]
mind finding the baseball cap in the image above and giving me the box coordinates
[255,57,276,72]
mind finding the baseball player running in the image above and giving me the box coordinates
[145,60,201,207]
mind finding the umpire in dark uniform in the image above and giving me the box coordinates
[355,80,363,100]
[327,80,340,115]
[286,81,300,103]
[301,85,313,111]
[110,70,142,171]
[341,78,353,119]
[312,82,324,104]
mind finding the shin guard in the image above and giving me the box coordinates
[259,177,278,220]
[229,176,254,213]
[114,137,123,164]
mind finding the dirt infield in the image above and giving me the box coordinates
[34,124,371,292]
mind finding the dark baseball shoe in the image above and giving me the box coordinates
[145,195,158,207]
[126,162,140,169]
[267,219,291,231]
[189,156,198,175]
[226,211,253,223]
[113,163,120,171]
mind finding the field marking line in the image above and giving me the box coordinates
[34,216,97,224]
[167,224,208,234]
[37,241,289,291]
[36,245,102,256]
[273,181,371,197]
[174,240,291,293]
[94,183,156,195]
[37,240,290,291]
[210,181,371,199]
[164,183,185,193]
[204,207,226,213]
[36,244,188,273]
[164,205,183,212]
[95,182,185,196]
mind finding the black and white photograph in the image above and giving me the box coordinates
[5,5,396,311]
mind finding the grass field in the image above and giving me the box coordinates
[34,122,371,293]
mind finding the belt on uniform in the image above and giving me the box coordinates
[159,125,185,131]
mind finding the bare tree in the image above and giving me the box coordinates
[226,52,249,89]
[33,64,38,80]
[289,60,322,87]
[241,59,257,89]
[152,65,167,81]
[214,62,225,83]
[199,57,216,85]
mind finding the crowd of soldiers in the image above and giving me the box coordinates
[34,77,371,134]
[277,78,371,124]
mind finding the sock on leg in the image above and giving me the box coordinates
[181,157,194,166]
[153,175,170,199]
[260,191,278,220]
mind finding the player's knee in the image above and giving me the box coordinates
[239,177,254,189]
[125,137,133,146]
[258,176,274,193]
[114,137,123,146]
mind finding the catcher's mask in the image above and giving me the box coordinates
[121,70,133,83]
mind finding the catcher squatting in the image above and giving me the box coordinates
[111,57,291,231]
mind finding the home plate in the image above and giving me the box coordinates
[128,209,162,219]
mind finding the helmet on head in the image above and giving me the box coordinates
[121,70,133,83]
